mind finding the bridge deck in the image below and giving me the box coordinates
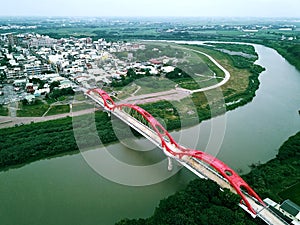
[86,91,288,225]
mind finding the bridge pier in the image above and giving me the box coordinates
[86,89,286,224]
[167,157,173,171]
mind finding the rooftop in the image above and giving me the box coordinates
[280,200,300,217]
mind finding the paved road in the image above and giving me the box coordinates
[119,88,191,104]
[89,91,287,225]
[117,47,231,104]
[0,108,96,129]
[178,46,231,93]
[0,49,230,129]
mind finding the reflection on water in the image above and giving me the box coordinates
[0,44,300,225]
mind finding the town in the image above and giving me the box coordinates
[0,33,179,105]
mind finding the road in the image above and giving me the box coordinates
[178,46,231,93]
[117,48,231,104]
[0,48,230,128]
[0,108,96,129]
[87,90,287,225]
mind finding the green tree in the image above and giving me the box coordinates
[50,81,60,91]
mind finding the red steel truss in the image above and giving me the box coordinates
[88,88,265,214]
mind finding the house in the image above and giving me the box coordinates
[24,94,35,103]
[264,198,300,224]
[280,200,300,224]
[149,59,162,65]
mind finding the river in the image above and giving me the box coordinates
[0,44,300,225]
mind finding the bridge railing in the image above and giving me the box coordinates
[86,88,268,216]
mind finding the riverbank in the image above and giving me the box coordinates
[116,179,261,225]
[0,112,118,169]
[0,43,264,170]
[245,40,300,72]
[1,43,300,225]
[243,131,300,205]
[116,131,300,225]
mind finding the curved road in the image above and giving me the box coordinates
[119,46,231,103]
[0,46,231,128]
[183,47,230,93]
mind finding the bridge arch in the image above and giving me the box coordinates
[176,149,265,214]
[115,104,180,151]
[87,89,115,110]
[89,89,265,215]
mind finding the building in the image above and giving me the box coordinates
[6,68,24,79]
[264,198,300,224]
[280,200,300,224]
[24,63,42,76]
[29,35,57,48]
[41,64,52,73]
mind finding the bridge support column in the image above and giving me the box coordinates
[168,157,173,171]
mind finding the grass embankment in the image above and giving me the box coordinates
[139,44,264,131]
[45,105,70,116]
[16,100,73,117]
[17,100,50,117]
[243,131,300,205]
[71,102,95,112]
[191,44,263,108]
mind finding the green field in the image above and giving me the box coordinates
[45,105,70,116]
[71,102,94,112]
[17,100,50,117]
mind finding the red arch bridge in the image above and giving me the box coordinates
[86,89,288,225]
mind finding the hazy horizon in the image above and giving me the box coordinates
[1,0,299,18]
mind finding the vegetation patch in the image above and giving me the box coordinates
[116,179,260,225]
[71,102,95,112]
[243,131,300,205]
[0,105,8,116]
[17,100,50,117]
[278,182,300,204]
[0,111,118,170]
[45,105,70,116]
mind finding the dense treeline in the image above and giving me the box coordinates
[274,43,300,71]
[165,67,189,79]
[48,87,75,99]
[243,131,300,204]
[0,111,117,169]
[0,105,8,116]
[210,43,258,57]
[116,179,261,225]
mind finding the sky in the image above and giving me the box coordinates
[1,0,299,18]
